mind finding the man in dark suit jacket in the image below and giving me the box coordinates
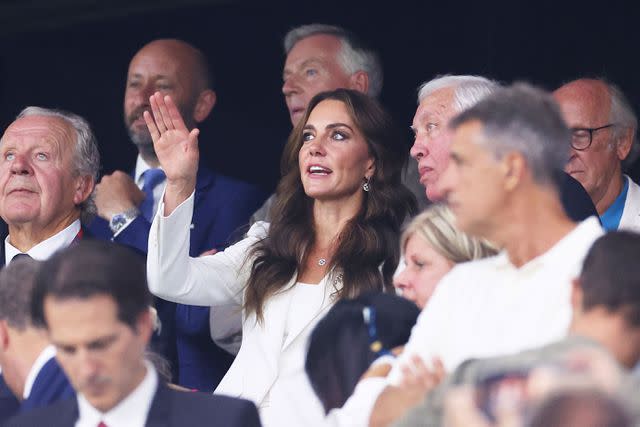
[88,38,266,392]
[0,257,74,422]
[5,240,261,427]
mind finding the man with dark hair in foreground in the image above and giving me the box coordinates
[4,240,261,427]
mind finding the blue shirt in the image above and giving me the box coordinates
[600,178,629,231]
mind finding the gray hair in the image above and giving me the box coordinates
[284,24,383,97]
[450,83,570,187]
[13,106,100,223]
[0,257,42,330]
[417,75,499,112]
[607,81,638,142]
[401,204,497,264]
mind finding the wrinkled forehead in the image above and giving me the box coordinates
[285,34,342,68]
[1,115,75,150]
[553,81,612,124]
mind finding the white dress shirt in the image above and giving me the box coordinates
[4,219,81,264]
[22,345,57,399]
[328,217,603,427]
[75,361,157,427]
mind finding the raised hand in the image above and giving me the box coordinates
[144,92,199,213]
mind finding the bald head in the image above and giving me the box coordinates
[553,78,635,214]
[133,39,212,91]
[124,38,216,163]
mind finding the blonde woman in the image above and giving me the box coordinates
[394,205,497,308]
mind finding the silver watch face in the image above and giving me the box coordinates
[110,210,137,233]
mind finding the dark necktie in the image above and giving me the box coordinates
[10,253,32,263]
[140,168,166,221]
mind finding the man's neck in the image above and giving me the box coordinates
[7,328,50,400]
[8,214,79,252]
[138,147,160,168]
[570,309,636,369]
[492,188,576,268]
[595,172,625,215]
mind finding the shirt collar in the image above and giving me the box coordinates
[76,361,158,427]
[496,216,603,271]
[600,177,629,231]
[4,219,81,264]
[23,345,56,399]
[134,155,164,187]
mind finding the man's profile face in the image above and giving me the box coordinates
[45,294,150,412]
[438,120,507,238]
[124,41,201,149]
[0,115,88,231]
[410,87,458,201]
[553,80,627,211]
[282,34,353,126]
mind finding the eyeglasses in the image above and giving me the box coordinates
[570,124,616,151]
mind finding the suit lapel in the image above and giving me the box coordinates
[620,175,640,229]
[144,382,170,427]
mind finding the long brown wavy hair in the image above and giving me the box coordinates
[244,89,416,321]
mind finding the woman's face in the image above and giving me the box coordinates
[394,234,454,309]
[298,99,375,203]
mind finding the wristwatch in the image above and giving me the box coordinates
[109,207,140,234]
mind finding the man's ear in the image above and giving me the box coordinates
[193,89,217,123]
[73,175,95,206]
[0,320,10,352]
[616,127,634,161]
[349,71,369,95]
[501,152,525,192]
[136,309,155,343]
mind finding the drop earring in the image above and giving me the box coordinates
[363,177,371,192]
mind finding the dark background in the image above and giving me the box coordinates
[1,1,638,192]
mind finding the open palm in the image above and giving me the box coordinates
[144,92,199,186]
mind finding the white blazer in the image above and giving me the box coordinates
[619,175,640,232]
[147,192,337,426]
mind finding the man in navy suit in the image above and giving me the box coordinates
[0,107,99,266]
[88,39,266,391]
[0,257,74,422]
[4,240,261,427]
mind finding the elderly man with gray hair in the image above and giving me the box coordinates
[0,106,99,265]
[252,23,427,223]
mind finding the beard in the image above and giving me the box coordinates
[124,101,196,161]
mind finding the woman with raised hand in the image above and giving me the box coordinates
[144,88,415,426]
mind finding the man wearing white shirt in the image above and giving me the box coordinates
[0,257,74,422]
[0,106,99,266]
[335,84,604,427]
[4,240,261,427]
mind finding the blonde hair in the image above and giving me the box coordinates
[401,205,498,263]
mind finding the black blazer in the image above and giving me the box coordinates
[3,382,261,427]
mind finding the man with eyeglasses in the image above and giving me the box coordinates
[553,78,639,231]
